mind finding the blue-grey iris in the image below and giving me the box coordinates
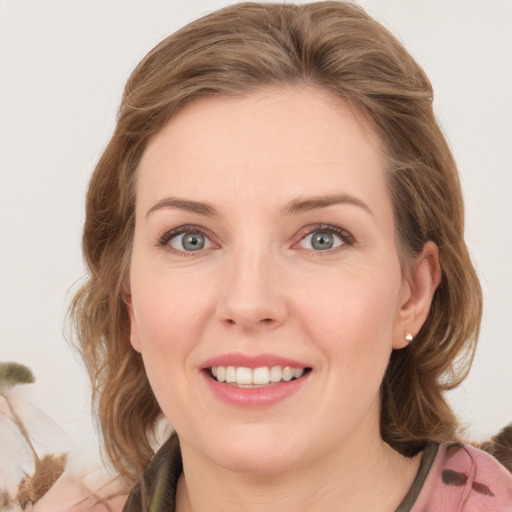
[311,231,334,250]
[182,233,205,251]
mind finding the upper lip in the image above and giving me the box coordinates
[200,353,310,370]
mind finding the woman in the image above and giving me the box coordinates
[71,2,512,511]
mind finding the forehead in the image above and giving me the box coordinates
[136,86,390,216]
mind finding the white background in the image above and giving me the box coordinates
[1,0,511,465]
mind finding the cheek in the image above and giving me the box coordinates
[281,264,404,439]
[129,270,211,423]
[296,264,402,368]
[130,264,212,363]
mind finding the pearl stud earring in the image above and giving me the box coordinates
[405,332,414,343]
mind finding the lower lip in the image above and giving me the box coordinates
[201,371,310,407]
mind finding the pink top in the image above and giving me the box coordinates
[405,443,512,511]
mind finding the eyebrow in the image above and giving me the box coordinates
[145,193,373,219]
[145,197,218,218]
[282,193,373,217]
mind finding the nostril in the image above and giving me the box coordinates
[222,316,279,334]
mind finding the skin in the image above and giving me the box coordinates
[127,87,440,512]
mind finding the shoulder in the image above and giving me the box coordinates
[123,434,182,512]
[412,442,512,511]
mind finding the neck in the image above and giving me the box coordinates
[175,428,421,512]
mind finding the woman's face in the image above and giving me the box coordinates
[128,87,416,473]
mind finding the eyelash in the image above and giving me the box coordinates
[296,224,355,252]
[158,224,214,252]
[157,223,355,254]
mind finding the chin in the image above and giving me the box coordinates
[192,423,309,475]
[216,444,302,475]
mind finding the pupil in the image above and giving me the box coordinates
[312,231,333,250]
[183,233,204,251]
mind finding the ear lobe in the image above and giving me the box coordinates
[124,288,142,353]
[393,241,441,349]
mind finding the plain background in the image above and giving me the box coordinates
[1,0,511,467]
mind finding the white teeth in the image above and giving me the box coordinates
[253,367,270,385]
[293,368,304,379]
[236,367,253,385]
[216,366,226,383]
[282,367,294,381]
[270,366,282,383]
[209,365,307,385]
[226,366,236,383]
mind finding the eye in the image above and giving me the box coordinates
[171,232,209,251]
[160,227,213,253]
[297,226,352,251]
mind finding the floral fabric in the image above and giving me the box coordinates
[408,443,512,511]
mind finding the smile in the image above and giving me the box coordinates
[200,354,312,406]
[209,365,310,387]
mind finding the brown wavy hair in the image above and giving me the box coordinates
[70,1,482,482]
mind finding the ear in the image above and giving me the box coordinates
[393,241,441,349]
[124,286,142,353]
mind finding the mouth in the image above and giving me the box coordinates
[205,365,312,388]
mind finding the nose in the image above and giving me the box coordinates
[216,245,288,334]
